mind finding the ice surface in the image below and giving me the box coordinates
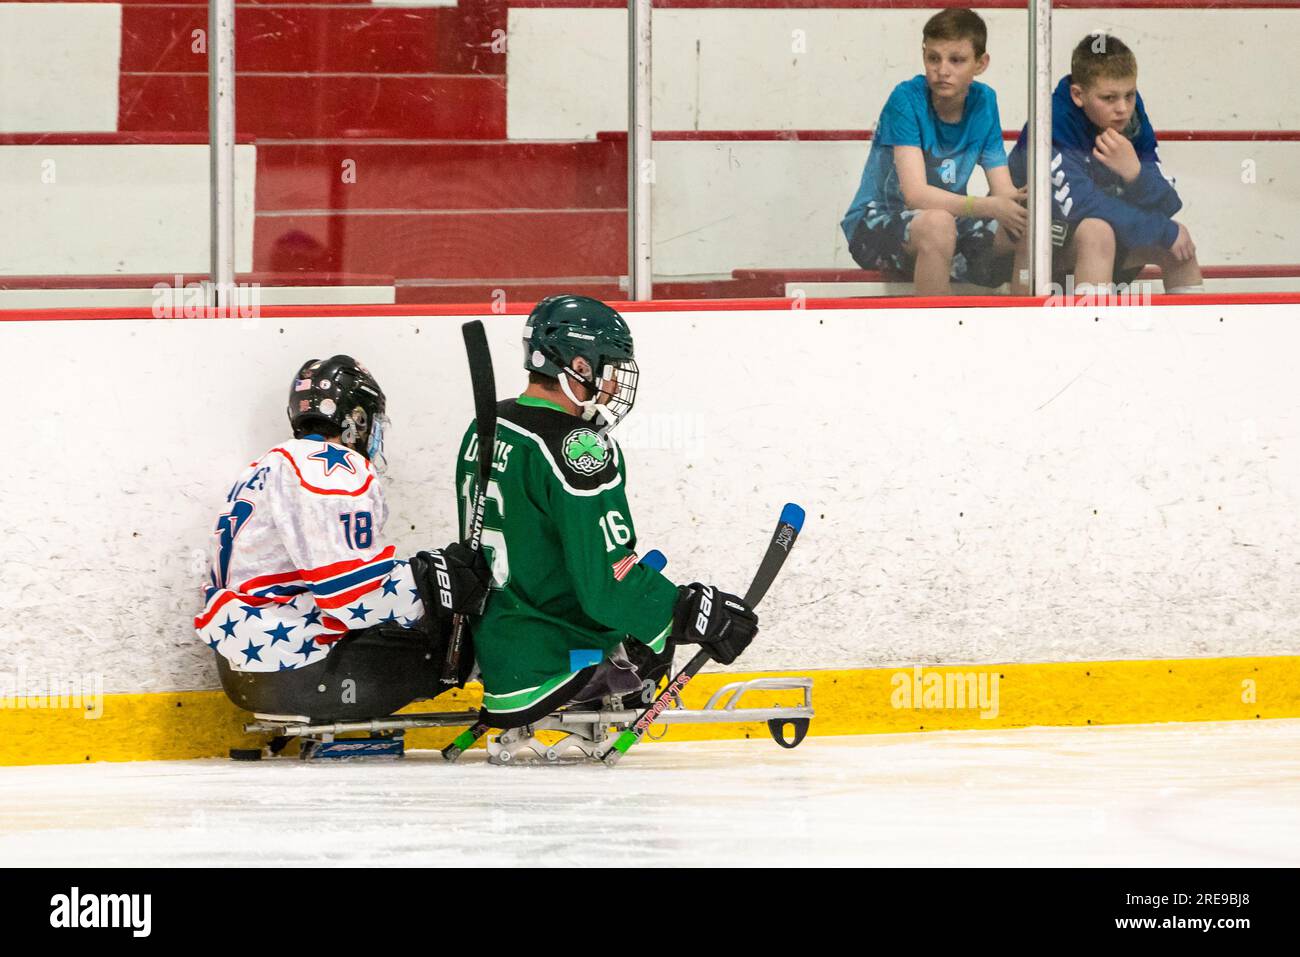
[1,720,1297,867]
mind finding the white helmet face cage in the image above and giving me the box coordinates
[596,358,638,430]
[563,357,639,433]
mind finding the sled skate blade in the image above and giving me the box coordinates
[300,734,405,761]
[237,710,480,760]
[486,719,612,765]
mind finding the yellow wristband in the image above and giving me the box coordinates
[963,195,975,217]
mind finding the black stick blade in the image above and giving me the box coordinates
[461,320,498,486]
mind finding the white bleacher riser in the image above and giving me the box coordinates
[0,285,396,310]
[0,4,120,133]
[651,141,1299,276]
[787,282,998,298]
[785,278,1300,297]
[509,8,1300,138]
[0,145,257,276]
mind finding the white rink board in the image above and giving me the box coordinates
[2,304,1299,694]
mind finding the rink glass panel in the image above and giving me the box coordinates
[239,0,627,309]
[1042,5,1300,299]
[2,2,1298,311]
[0,0,216,310]
[645,5,1030,302]
[642,3,1300,301]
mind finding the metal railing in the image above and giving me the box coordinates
[200,0,1080,303]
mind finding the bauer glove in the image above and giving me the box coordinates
[411,542,491,621]
[671,583,758,666]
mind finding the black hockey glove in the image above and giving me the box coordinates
[410,542,491,621]
[671,583,758,666]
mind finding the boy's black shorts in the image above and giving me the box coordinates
[1051,219,1144,286]
[847,205,1013,289]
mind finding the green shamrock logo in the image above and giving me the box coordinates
[563,429,608,475]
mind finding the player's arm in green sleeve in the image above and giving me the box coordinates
[549,470,678,652]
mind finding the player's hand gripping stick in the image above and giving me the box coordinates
[601,503,805,766]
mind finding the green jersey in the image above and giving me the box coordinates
[455,396,678,713]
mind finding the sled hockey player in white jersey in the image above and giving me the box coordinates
[195,354,489,720]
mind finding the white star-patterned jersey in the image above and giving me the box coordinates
[194,438,426,673]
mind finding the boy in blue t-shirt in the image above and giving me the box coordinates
[841,8,1027,295]
[1007,34,1202,293]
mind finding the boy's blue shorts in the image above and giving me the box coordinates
[848,204,1013,288]
[1051,219,1145,286]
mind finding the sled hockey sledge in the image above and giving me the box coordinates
[230,674,813,764]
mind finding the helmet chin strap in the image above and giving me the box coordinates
[589,401,619,432]
[560,367,620,432]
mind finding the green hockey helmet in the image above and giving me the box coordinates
[522,295,639,431]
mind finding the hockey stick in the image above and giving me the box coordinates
[439,320,497,686]
[441,548,668,761]
[601,502,806,766]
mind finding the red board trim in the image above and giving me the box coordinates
[4,292,1300,323]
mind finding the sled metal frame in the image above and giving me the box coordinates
[239,676,814,763]
[489,676,813,764]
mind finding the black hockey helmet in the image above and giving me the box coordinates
[523,295,638,431]
[287,355,390,468]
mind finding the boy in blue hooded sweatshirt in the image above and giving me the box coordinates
[1009,34,1202,293]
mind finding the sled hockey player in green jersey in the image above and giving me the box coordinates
[454,295,760,726]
